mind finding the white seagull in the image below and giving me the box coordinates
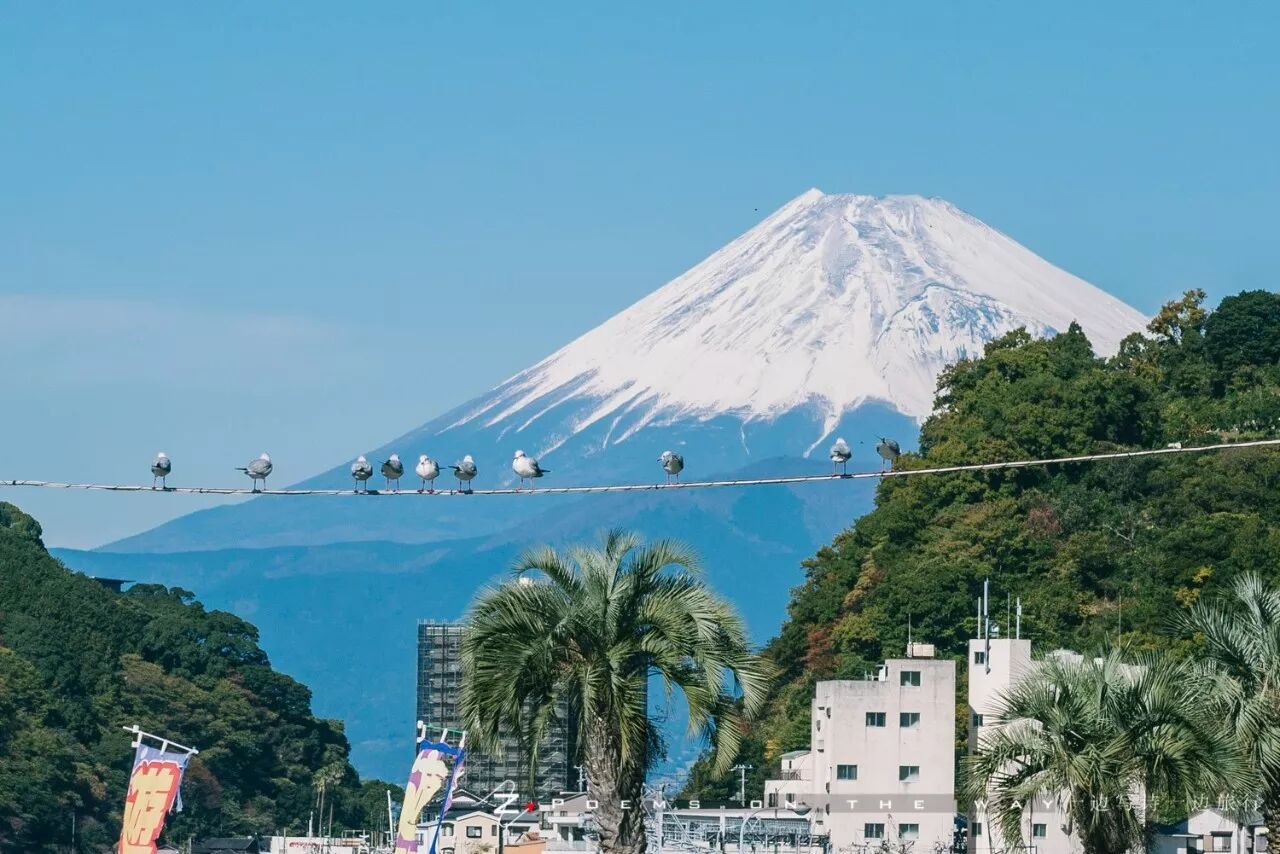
[351,455,373,493]
[659,450,684,483]
[151,452,172,489]
[237,453,273,492]
[450,455,478,492]
[512,450,549,488]
[381,453,405,491]
[415,455,440,493]
[829,438,852,475]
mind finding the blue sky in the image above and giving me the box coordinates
[2,2,1277,547]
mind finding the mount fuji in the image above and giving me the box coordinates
[56,190,1147,779]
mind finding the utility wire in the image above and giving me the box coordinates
[3,439,1278,498]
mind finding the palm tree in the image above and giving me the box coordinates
[1176,573,1280,840]
[961,651,1236,854]
[459,530,777,854]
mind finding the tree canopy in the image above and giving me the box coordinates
[0,503,395,850]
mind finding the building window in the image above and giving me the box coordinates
[972,713,984,727]
[491,826,498,837]
[974,651,986,665]
[767,793,778,807]
[972,822,983,837]
[816,719,822,731]
[443,849,455,854]
[1032,824,1047,839]
[467,827,483,839]
[900,670,921,687]
[837,764,858,780]
[900,824,920,840]
[866,712,886,727]
[900,712,920,728]
[898,765,920,782]
[865,824,885,840]
[1211,834,1232,852]
[443,826,454,838]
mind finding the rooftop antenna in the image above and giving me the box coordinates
[1015,597,1022,640]
[983,578,992,674]
[907,613,913,653]
[976,597,983,640]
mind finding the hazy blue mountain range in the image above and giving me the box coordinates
[54,190,1145,780]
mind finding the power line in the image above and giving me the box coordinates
[3,439,1278,497]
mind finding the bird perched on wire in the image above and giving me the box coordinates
[512,450,548,488]
[875,437,901,472]
[237,453,273,492]
[450,455,478,492]
[659,450,684,483]
[151,452,172,489]
[829,438,852,475]
[381,453,404,491]
[415,455,440,493]
[351,455,373,493]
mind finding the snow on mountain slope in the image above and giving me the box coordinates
[108,190,1146,553]
[453,189,1145,449]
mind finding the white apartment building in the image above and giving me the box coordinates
[966,636,1080,854]
[766,750,814,809]
[767,643,957,853]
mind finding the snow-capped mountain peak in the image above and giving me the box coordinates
[453,190,1145,444]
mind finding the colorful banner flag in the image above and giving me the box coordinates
[394,734,465,853]
[118,742,193,854]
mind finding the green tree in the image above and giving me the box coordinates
[961,652,1236,854]
[459,530,777,854]
[1175,573,1280,842]
[1204,290,1280,379]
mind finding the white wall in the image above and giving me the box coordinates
[810,656,956,853]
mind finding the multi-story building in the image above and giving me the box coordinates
[766,750,814,809]
[767,643,957,853]
[966,635,1079,854]
[416,621,576,802]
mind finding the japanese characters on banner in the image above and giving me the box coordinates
[118,727,198,854]
[394,724,466,853]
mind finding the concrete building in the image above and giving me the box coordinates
[416,621,576,802]
[767,644,957,853]
[766,750,813,809]
[1152,808,1268,854]
[966,633,1099,854]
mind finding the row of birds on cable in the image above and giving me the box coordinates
[147,436,899,492]
[829,436,901,474]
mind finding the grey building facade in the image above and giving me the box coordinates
[416,621,577,802]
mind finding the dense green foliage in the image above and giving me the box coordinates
[0,503,398,851]
[682,288,1280,799]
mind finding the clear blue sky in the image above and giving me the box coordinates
[2,2,1277,547]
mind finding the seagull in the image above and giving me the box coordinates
[829,438,852,475]
[512,450,549,488]
[236,453,273,492]
[415,455,440,493]
[875,437,901,472]
[151,452,172,489]
[450,455,478,492]
[381,453,404,491]
[351,455,373,493]
[659,450,684,483]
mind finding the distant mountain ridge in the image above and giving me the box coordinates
[110,190,1144,553]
